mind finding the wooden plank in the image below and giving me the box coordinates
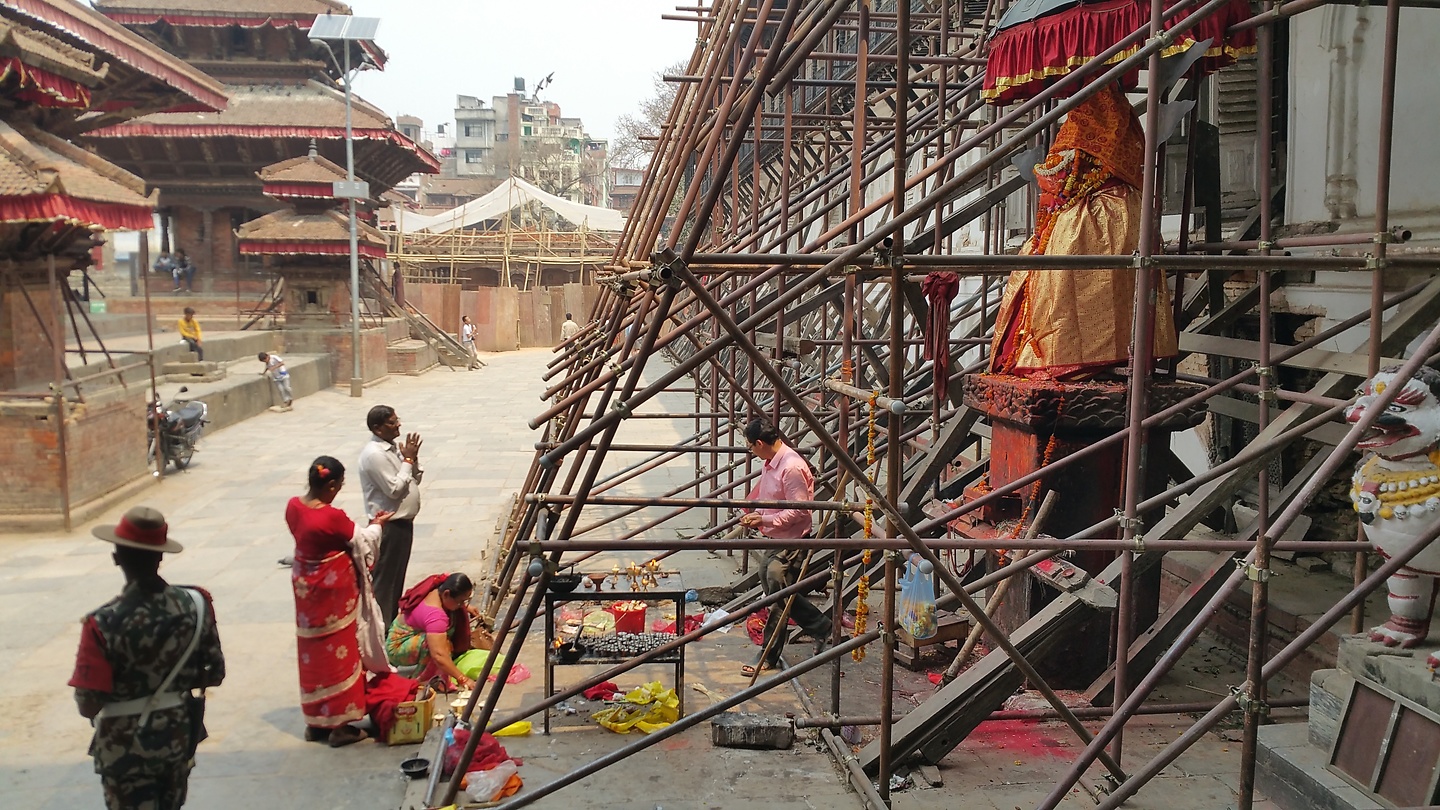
[1206,396,1352,446]
[1178,332,1406,377]
[898,407,981,520]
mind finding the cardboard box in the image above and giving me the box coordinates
[386,689,436,746]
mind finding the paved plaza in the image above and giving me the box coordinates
[0,345,1301,810]
[0,347,750,809]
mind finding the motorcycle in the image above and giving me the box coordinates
[148,386,208,471]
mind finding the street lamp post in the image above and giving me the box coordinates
[309,14,379,398]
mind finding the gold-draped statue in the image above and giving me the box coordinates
[989,82,1178,380]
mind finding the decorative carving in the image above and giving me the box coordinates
[1348,366,1440,670]
[961,373,1207,432]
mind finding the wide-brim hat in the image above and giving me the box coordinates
[91,506,184,553]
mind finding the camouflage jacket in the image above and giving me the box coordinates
[70,581,225,777]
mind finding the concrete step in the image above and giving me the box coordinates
[386,339,438,376]
[1256,722,1383,810]
[153,353,332,434]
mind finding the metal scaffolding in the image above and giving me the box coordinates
[441,1,1440,808]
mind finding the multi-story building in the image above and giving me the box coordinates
[450,81,609,206]
[610,166,646,214]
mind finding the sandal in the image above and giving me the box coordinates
[303,726,331,743]
[740,660,778,677]
[327,725,369,748]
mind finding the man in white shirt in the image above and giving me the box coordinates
[559,313,580,343]
[357,404,423,625]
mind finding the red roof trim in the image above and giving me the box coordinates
[262,181,338,199]
[101,12,388,69]
[103,12,312,28]
[0,57,92,109]
[6,0,227,112]
[87,122,441,171]
[238,239,386,258]
[0,194,154,231]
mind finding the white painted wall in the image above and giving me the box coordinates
[1286,7,1440,226]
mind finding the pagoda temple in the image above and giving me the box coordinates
[237,145,389,385]
[83,0,437,290]
[0,0,226,527]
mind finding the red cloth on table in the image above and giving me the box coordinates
[921,272,960,409]
[364,672,421,741]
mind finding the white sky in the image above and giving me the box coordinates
[342,0,697,142]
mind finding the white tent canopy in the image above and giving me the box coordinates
[393,175,626,234]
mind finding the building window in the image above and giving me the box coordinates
[464,150,485,163]
[463,124,486,138]
[522,125,532,137]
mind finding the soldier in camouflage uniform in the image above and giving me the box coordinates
[70,506,225,810]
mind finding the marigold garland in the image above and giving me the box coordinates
[854,392,880,662]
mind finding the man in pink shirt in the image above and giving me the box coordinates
[739,418,833,675]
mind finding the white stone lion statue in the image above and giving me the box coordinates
[1348,365,1440,668]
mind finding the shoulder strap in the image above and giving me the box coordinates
[138,587,206,728]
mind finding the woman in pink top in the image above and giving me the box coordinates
[384,572,477,690]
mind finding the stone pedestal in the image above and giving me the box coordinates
[1258,636,1440,809]
[953,374,1206,683]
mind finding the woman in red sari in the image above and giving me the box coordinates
[286,456,390,746]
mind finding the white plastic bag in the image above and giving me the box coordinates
[464,760,518,803]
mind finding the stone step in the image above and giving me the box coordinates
[1256,722,1383,810]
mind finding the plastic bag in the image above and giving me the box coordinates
[898,555,938,640]
[453,649,493,680]
[464,760,519,802]
[591,681,679,734]
[492,720,531,737]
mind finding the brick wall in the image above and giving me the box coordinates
[0,387,147,515]
[0,286,55,390]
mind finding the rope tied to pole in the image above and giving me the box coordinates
[854,391,881,661]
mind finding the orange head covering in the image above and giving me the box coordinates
[1050,82,1146,190]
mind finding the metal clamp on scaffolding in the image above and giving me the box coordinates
[611,399,634,420]
[1230,684,1270,718]
[1115,510,1145,554]
[1254,365,1277,403]
[649,246,687,289]
[1234,558,1275,583]
[1365,253,1390,272]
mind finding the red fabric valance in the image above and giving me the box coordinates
[238,239,386,259]
[983,0,1256,105]
[0,56,92,109]
[0,193,153,230]
[262,182,338,200]
[87,123,439,171]
[102,13,311,28]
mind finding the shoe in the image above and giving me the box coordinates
[303,726,331,743]
[278,556,293,567]
[813,622,836,656]
[327,725,368,747]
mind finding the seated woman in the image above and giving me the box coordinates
[386,573,478,691]
[286,456,391,747]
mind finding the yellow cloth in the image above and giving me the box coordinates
[176,317,202,342]
[993,186,1177,375]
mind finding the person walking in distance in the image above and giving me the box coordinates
[71,506,226,809]
[460,315,477,360]
[560,312,580,343]
[738,417,832,676]
[176,308,203,361]
[358,405,423,626]
[257,352,292,411]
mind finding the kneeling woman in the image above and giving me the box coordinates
[286,456,391,746]
[386,573,478,690]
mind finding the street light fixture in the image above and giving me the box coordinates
[309,13,380,398]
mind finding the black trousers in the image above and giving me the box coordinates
[757,550,832,666]
[372,518,415,627]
